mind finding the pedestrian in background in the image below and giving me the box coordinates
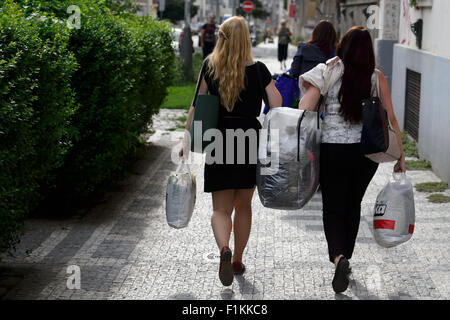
[277,21,292,70]
[200,15,216,59]
[298,26,406,293]
[180,16,282,287]
[290,20,337,79]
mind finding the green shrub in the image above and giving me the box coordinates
[0,1,77,254]
[54,7,176,200]
[57,13,141,199]
[0,1,176,256]
[125,16,176,133]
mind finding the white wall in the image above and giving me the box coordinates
[391,44,450,182]
[399,0,450,58]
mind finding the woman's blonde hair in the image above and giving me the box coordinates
[207,16,254,112]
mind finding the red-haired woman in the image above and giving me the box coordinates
[298,26,406,293]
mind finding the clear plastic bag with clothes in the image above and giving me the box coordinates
[257,107,321,210]
[373,172,415,247]
[165,160,197,229]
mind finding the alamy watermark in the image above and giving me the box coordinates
[171,121,282,176]
[66,265,81,290]
[366,5,380,30]
[66,5,81,30]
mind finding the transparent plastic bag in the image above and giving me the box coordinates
[165,160,197,229]
[373,172,415,247]
[257,107,321,210]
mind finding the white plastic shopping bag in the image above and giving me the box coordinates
[165,160,196,229]
[373,172,415,247]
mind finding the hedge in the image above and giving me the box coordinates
[0,1,78,254]
[0,0,176,256]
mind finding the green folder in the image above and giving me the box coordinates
[189,94,220,153]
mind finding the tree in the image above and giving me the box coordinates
[104,0,139,14]
[236,0,269,20]
[161,0,199,23]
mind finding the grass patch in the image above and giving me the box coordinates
[415,182,449,193]
[192,52,204,77]
[406,159,432,171]
[176,115,188,122]
[402,131,419,158]
[163,52,204,110]
[427,193,450,203]
[161,82,196,110]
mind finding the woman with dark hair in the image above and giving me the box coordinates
[298,26,406,293]
[290,20,337,79]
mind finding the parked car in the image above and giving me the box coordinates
[172,27,183,50]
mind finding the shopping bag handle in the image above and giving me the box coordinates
[176,157,191,174]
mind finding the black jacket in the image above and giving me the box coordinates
[290,42,327,79]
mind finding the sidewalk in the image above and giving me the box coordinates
[0,41,449,300]
[253,38,298,75]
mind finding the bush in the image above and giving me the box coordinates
[56,12,176,200]
[125,16,176,133]
[0,1,78,254]
[1,0,176,256]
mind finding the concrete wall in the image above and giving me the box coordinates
[375,0,402,90]
[391,44,450,182]
[337,0,378,40]
[399,0,450,58]
[374,39,397,89]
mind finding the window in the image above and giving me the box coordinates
[404,69,421,141]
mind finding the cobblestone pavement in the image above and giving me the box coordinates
[0,41,449,300]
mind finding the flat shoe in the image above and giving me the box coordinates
[332,256,350,293]
[232,261,246,275]
[219,246,233,286]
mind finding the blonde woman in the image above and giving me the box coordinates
[180,16,282,286]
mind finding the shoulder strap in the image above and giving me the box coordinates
[192,59,209,106]
[374,69,381,97]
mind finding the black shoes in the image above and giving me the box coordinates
[219,246,233,286]
[332,256,351,293]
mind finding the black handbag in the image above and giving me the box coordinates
[360,71,389,155]
[360,96,389,154]
[360,71,401,162]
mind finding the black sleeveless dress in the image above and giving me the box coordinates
[192,59,272,192]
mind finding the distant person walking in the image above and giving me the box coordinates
[290,20,337,79]
[200,15,217,59]
[298,26,406,293]
[180,16,282,287]
[277,21,292,70]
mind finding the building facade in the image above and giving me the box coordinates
[135,0,159,17]
[390,0,450,182]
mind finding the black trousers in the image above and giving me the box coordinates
[278,44,288,62]
[202,42,215,59]
[320,143,378,263]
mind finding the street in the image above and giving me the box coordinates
[0,39,449,301]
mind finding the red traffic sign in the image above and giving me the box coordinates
[242,1,254,13]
